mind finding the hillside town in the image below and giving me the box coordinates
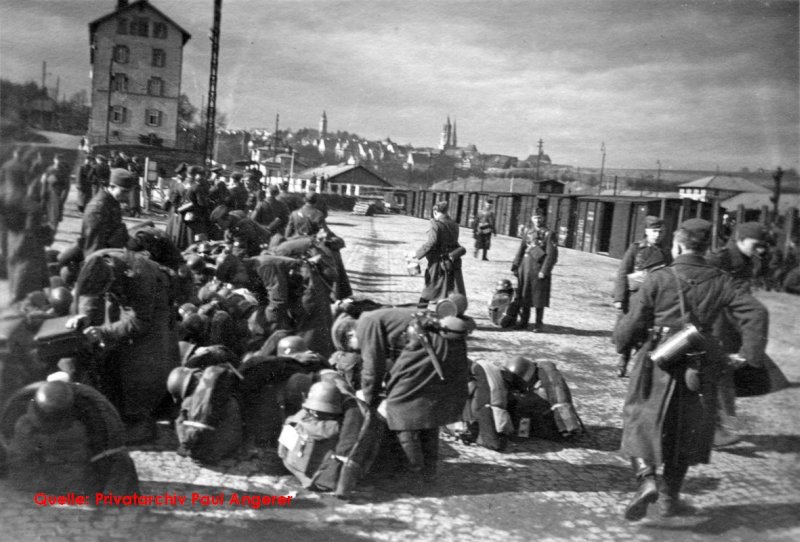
[0,1,798,542]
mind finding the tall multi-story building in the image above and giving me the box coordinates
[88,0,190,147]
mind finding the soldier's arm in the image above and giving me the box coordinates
[723,277,769,366]
[613,244,637,303]
[511,237,526,271]
[415,222,439,260]
[103,269,156,340]
[541,231,559,275]
[613,277,654,352]
[356,312,388,408]
[81,204,108,254]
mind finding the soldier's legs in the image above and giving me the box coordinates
[660,460,693,517]
[533,307,545,332]
[518,307,531,329]
[419,428,440,478]
[396,430,425,473]
[624,457,658,521]
[714,365,740,447]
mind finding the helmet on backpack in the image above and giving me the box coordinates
[278,335,307,355]
[504,356,537,386]
[48,286,73,316]
[495,279,513,292]
[439,316,469,340]
[34,381,75,416]
[167,367,198,401]
[302,381,343,414]
[429,298,458,318]
[331,314,358,352]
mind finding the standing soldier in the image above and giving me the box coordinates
[79,168,132,258]
[227,172,249,211]
[285,192,330,238]
[76,154,94,213]
[90,154,110,196]
[612,216,671,377]
[511,210,558,332]
[472,200,495,261]
[41,154,71,231]
[614,219,767,520]
[251,184,290,247]
[410,200,466,306]
[707,221,769,447]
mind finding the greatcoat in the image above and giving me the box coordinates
[614,254,767,467]
[415,214,465,302]
[512,225,558,308]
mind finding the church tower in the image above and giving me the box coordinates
[439,116,452,150]
[319,110,328,137]
[452,119,457,148]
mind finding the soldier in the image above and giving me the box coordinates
[209,205,272,257]
[612,216,671,377]
[41,154,71,231]
[707,221,768,447]
[285,192,330,238]
[79,168,131,258]
[0,147,50,301]
[178,166,212,243]
[251,184,290,247]
[410,200,466,306]
[511,210,558,332]
[227,172,249,211]
[89,154,110,195]
[68,249,180,444]
[75,154,94,213]
[472,200,495,261]
[614,218,767,520]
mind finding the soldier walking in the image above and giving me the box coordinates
[472,200,495,261]
[511,210,558,332]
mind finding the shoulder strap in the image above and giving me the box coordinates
[670,267,689,322]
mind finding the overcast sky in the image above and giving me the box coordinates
[1,0,797,171]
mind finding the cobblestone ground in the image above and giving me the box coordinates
[1,198,798,542]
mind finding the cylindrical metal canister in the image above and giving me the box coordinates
[406,259,421,276]
[650,324,705,369]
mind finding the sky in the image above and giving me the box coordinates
[1,0,797,172]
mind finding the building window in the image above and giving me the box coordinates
[153,22,167,39]
[147,77,164,96]
[117,18,128,34]
[146,109,163,127]
[152,48,166,67]
[110,105,127,124]
[112,73,129,93]
[130,17,148,37]
[113,45,129,64]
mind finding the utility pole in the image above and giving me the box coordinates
[204,0,222,165]
[599,142,606,195]
[771,166,784,220]
[535,138,544,181]
[656,160,662,194]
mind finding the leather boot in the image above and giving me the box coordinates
[533,308,545,332]
[419,428,440,479]
[397,431,425,474]
[624,457,658,521]
[713,426,741,448]
[617,353,630,378]
[517,307,531,330]
[660,462,693,517]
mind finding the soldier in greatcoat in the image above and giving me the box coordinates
[79,168,132,258]
[614,219,767,520]
[251,184,290,248]
[411,200,465,306]
[0,148,50,302]
[285,192,330,238]
[68,249,180,444]
[472,200,495,261]
[75,154,94,213]
[511,210,558,331]
[41,154,71,231]
[612,216,671,376]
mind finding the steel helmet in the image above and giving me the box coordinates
[439,316,469,340]
[34,381,75,416]
[429,298,458,318]
[167,367,198,401]
[48,286,73,316]
[331,314,358,352]
[302,381,344,414]
[185,254,206,273]
[278,335,308,355]
[495,279,513,292]
[447,293,468,317]
[504,356,538,386]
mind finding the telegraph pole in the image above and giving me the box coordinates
[204,0,222,165]
[656,159,662,193]
[599,142,606,195]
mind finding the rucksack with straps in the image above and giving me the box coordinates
[175,364,243,463]
[532,361,585,439]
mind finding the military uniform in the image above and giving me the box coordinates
[75,249,180,439]
[415,214,465,303]
[285,202,329,238]
[251,195,290,247]
[613,240,671,313]
[472,207,495,260]
[511,224,558,330]
[614,250,767,518]
[79,189,129,258]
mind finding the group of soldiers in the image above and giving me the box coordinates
[0,152,789,519]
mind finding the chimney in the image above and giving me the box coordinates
[117,0,129,10]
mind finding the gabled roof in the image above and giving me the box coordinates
[89,0,191,45]
[721,192,800,213]
[679,175,769,193]
[296,164,392,187]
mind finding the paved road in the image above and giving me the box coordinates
[1,195,798,542]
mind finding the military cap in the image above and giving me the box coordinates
[109,168,135,189]
[434,200,449,213]
[95,154,108,161]
[268,184,280,196]
[644,216,664,229]
[174,162,188,174]
[188,165,205,176]
[231,172,243,181]
[736,221,767,242]
[679,218,712,241]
